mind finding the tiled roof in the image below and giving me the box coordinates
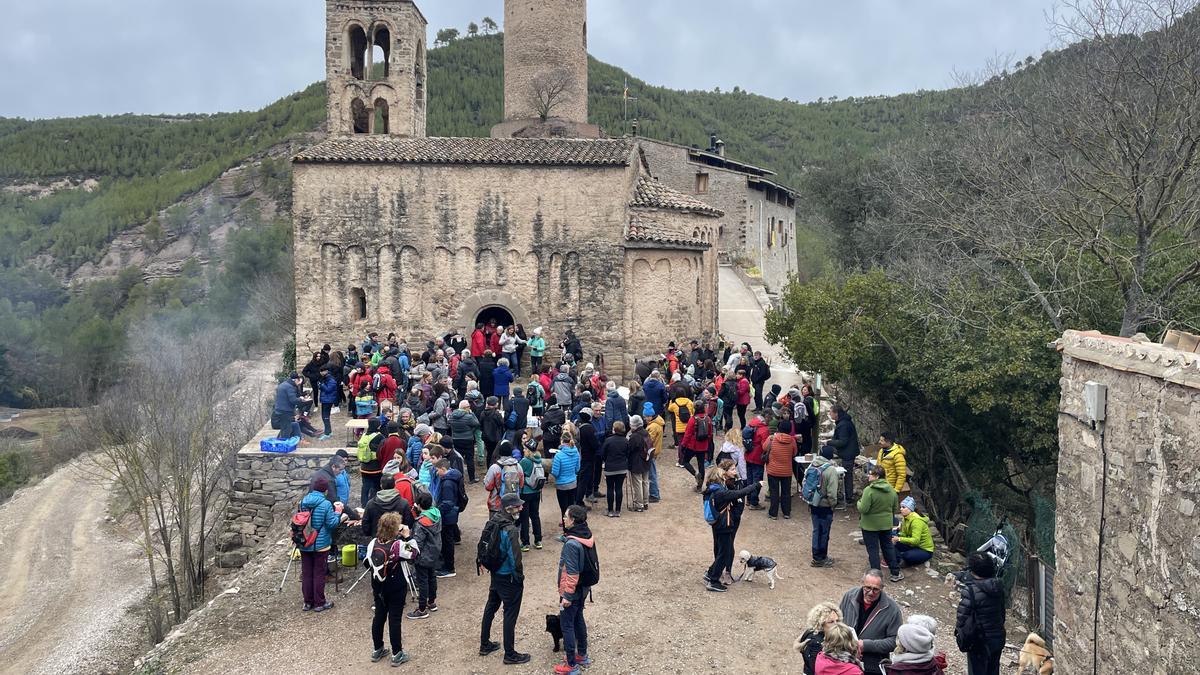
[625,213,711,250]
[629,176,723,217]
[1057,329,1200,390]
[293,136,636,166]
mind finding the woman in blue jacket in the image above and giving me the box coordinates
[551,430,581,541]
[493,358,515,410]
[299,477,344,611]
[318,370,339,439]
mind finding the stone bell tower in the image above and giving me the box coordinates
[491,0,600,139]
[325,0,427,137]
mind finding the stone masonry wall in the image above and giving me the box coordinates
[216,446,358,569]
[502,0,589,126]
[1055,330,1200,673]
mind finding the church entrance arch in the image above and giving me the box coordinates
[457,290,531,333]
[475,305,514,329]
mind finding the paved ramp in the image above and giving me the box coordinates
[718,266,805,391]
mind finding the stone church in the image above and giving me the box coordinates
[293,0,725,377]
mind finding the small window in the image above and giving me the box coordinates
[351,99,369,134]
[350,287,367,320]
[695,173,709,194]
[373,98,389,134]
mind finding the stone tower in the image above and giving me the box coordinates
[492,0,600,138]
[325,0,427,137]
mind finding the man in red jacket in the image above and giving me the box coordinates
[374,366,398,404]
[471,323,488,358]
[679,407,715,492]
[743,415,770,510]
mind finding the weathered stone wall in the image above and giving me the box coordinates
[638,138,796,292]
[325,0,427,137]
[502,0,589,126]
[624,237,717,360]
[217,446,357,569]
[1055,330,1200,673]
[295,159,711,379]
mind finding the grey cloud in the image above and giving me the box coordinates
[0,0,1054,119]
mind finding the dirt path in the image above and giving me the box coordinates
[0,461,148,674]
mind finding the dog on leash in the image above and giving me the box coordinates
[737,550,783,589]
[1018,632,1054,674]
[545,614,563,652]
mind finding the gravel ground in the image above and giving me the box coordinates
[0,461,148,675]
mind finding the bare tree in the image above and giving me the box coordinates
[83,325,262,632]
[882,0,1200,336]
[526,69,577,121]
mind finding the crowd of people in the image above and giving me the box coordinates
[274,324,1003,674]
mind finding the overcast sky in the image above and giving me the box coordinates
[0,1,1059,119]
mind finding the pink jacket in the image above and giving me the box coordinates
[815,652,864,675]
[736,378,751,406]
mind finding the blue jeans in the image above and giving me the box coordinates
[746,463,765,506]
[896,542,933,566]
[862,529,900,574]
[560,598,589,665]
[810,506,833,560]
[648,460,660,500]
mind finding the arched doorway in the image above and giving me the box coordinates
[475,305,514,329]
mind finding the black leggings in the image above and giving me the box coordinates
[736,404,748,429]
[371,578,407,654]
[707,530,735,582]
[768,475,792,517]
[682,450,707,482]
[556,488,575,525]
[605,474,626,512]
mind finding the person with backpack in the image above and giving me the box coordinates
[296,476,343,612]
[484,440,525,513]
[679,404,714,492]
[406,491,442,620]
[526,378,546,419]
[480,396,506,467]
[598,421,630,517]
[449,400,481,483]
[667,395,695,461]
[765,420,799,520]
[433,457,465,578]
[506,386,531,441]
[716,427,746,478]
[367,512,416,667]
[551,430,581,540]
[794,601,843,675]
[477,492,530,665]
[749,351,772,412]
[555,504,597,675]
[357,418,386,508]
[702,459,761,592]
[517,437,546,551]
[954,553,1006,675]
[406,424,433,474]
[743,414,770,510]
[805,447,841,567]
[643,404,664,503]
[362,473,414,537]
[626,416,651,512]
[859,463,903,582]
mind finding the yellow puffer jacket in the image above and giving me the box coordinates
[645,415,665,459]
[876,443,907,493]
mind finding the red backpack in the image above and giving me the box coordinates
[290,503,319,548]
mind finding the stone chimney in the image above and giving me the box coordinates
[491,0,600,139]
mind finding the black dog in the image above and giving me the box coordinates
[545,614,563,652]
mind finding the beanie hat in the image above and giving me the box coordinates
[578,408,592,419]
[500,492,523,510]
[606,380,617,391]
[414,423,433,438]
[901,496,916,511]
[335,448,349,459]
[312,476,330,493]
[642,402,655,417]
[629,415,644,430]
[897,623,934,655]
[907,615,938,636]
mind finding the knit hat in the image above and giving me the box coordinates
[578,408,592,419]
[414,423,433,438]
[312,476,330,493]
[897,623,934,655]
[642,402,655,417]
[533,327,543,336]
[901,496,916,511]
[606,380,617,391]
[907,615,938,635]
[629,415,644,430]
[500,492,523,510]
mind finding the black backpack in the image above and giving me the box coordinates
[676,401,691,423]
[476,518,507,573]
[577,540,601,587]
[694,416,711,441]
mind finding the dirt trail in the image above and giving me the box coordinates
[0,461,148,675]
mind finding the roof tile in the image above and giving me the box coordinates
[629,176,723,217]
[626,213,711,250]
[293,136,636,166]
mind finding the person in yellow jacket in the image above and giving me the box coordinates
[667,396,695,466]
[892,496,934,566]
[875,432,907,494]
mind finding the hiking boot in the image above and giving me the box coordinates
[313,601,335,612]
[503,652,532,665]
[427,602,439,612]
[649,496,661,503]
[890,572,905,583]
[436,569,456,578]
[479,641,501,656]
[810,559,825,568]
[705,579,728,593]
[534,541,543,550]
[821,558,836,567]
[554,663,580,675]
[302,602,313,611]
[406,608,430,620]
[521,545,530,552]
[390,651,410,666]
[371,647,388,662]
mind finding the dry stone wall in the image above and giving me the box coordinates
[1055,330,1200,673]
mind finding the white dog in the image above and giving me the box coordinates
[737,550,783,589]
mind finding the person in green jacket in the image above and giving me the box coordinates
[527,327,547,376]
[892,496,934,566]
[858,464,903,582]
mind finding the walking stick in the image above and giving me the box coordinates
[344,567,370,596]
[278,545,297,593]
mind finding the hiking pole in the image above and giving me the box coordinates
[278,545,297,593]
[344,568,370,596]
